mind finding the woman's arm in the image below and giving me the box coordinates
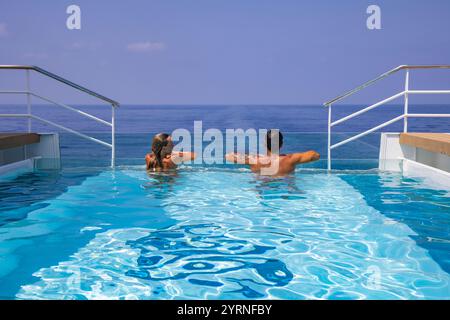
[145,153,152,169]
[171,152,196,164]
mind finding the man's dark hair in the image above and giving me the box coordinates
[266,129,283,152]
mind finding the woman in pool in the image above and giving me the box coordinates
[145,133,196,171]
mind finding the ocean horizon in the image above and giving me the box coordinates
[1,104,449,133]
[1,104,448,165]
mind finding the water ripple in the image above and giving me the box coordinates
[13,171,450,300]
[125,223,293,293]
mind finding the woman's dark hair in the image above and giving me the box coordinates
[151,133,173,169]
[266,130,283,153]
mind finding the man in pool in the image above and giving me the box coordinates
[225,130,320,176]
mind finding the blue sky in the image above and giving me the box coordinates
[1,0,450,105]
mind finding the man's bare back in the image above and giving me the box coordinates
[226,151,320,176]
[225,130,320,176]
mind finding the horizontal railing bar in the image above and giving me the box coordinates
[0,65,119,107]
[0,90,30,94]
[0,113,30,117]
[406,113,450,118]
[0,65,37,70]
[30,115,112,148]
[331,91,405,127]
[330,114,405,150]
[324,65,450,106]
[403,65,450,70]
[408,90,450,94]
[30,92,112,127]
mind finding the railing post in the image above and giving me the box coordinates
[403,69,410,133]
[26,70,31,132]
[327,104,332,171]
[111,104,116,168]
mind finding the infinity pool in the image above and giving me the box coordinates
[0,165,449,299]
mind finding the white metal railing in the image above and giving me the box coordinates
[0,65,119,167]
[324,65,450,171]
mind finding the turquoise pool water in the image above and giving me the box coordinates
[0,164,449,300]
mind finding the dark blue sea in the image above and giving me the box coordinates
[0,104,448,167]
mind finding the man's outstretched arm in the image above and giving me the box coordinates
[289,150,320,165]
[225,153,257,165]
